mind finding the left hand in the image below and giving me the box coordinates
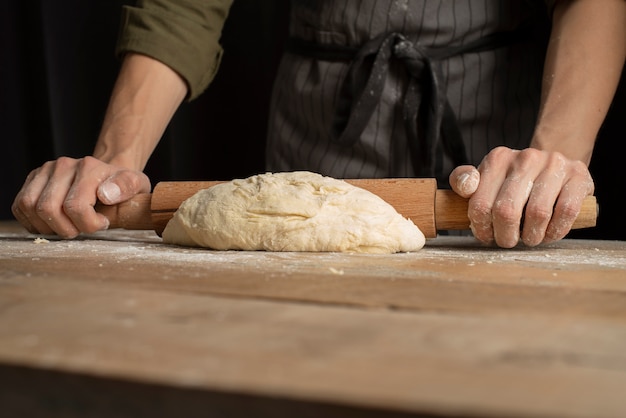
[449,146,594,248]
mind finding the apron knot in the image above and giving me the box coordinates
[331,31,465,179]
[284,18,540,182]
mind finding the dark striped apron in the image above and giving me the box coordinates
[266,0,550,186]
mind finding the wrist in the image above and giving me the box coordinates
[93,114,154,171]
[530,124,594,166]
[92,53,187,171]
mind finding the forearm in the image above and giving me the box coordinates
[93,53,188,170]
[531,0,626,165]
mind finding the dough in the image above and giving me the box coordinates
[162,171,425,253]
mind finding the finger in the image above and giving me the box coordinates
[490,149,551,248]
[62,156,118,234]
[449,166,480,198]
[11,204,38,234]
[467,147,517,244]
[491,175,536,248]
[12,165,57,235]
[544,165,594,244]
[12,168,46,233]
[36,157,82,238]
[519,153,568,246]
[520,181,558,247]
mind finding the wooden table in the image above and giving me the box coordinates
[1,220,625,418]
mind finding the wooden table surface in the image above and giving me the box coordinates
[1,220,626,418]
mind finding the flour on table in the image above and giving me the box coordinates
[162,171,425,253]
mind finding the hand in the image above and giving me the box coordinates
[449,146,594,248]
[12,156,151,238]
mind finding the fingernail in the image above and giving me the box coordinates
[99,182,121,204]
[458,171,479,195]
[458,173,469,188]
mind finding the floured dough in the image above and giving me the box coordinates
[162,171,425,253]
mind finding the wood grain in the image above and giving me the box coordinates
[2,222,623,417]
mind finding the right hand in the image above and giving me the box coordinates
[12,156,151,238]
[448,147,594,248]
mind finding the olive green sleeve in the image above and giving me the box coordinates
[116,0,233,101]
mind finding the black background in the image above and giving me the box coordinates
[1,1,624,240]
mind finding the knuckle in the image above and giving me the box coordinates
[119,171,139,189]
[546,152,568,176]
[54,156,77,171]
[80,155,100,169]
[62,198,87,217]
[14,193,37,213]
[10,201,23,219]
[492,199,519,226]
[35,200,55,217]
[35,202,58,222]
[571,160,592,180]
[517,147,539,160]
[468,198,493,223]
[63,200,102,235]
[514,148,542,169]
[521,229,543,247]
[524,203,553,225]
[39,160,57,172]
[481,147,508,168]
[490,146,511,158]
[62,199,97,234]
[558,200,580,222]
[586,180,595,195]
[25,166,42,181]
[128,173,147,192]
[546,150,566,165]
[118,170,149,194]
[545,220,569,243]
[468,198,495,242]
[74,156,103,177]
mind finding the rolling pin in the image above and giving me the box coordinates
[97,179,598,238]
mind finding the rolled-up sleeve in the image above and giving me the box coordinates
[116,0,233,100]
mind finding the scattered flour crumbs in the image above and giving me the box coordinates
[4,232,624,271]
[421,242,626,269]
[7,234,364,275]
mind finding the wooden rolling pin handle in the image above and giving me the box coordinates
[96,193,153,231]
[435,190,598,231]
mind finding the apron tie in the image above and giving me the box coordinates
[286,19,541,182]
[332,32,466,179]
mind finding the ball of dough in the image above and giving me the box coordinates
[162,171,425,253]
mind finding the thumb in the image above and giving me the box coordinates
[97,170,151,205]
[449,165,480,198]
